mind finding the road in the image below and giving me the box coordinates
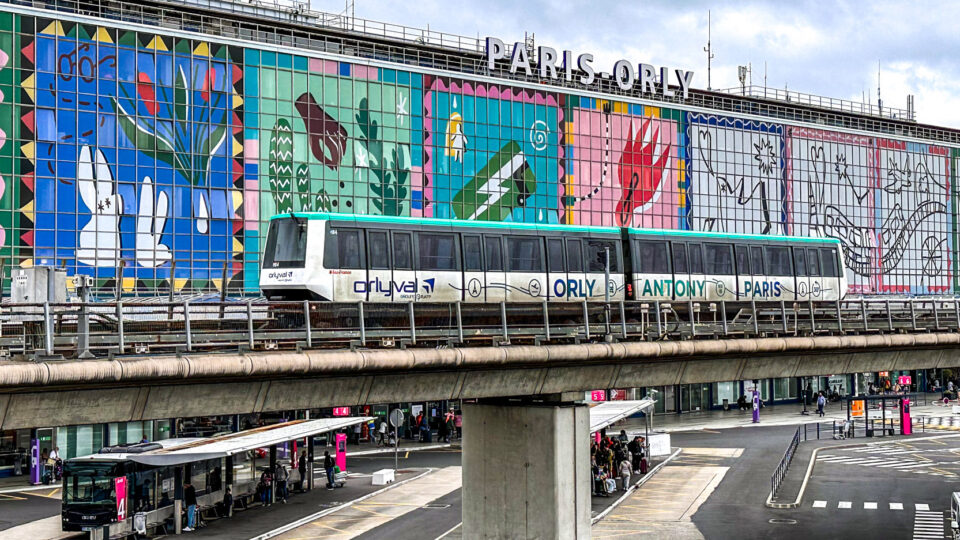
[0,486,63,532]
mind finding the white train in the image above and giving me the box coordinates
[260,213,847,304]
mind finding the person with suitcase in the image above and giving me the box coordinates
[638,437,648,475]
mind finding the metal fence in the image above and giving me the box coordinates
[771,425,802,497]
[5,296,960,360]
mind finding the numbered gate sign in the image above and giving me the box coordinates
[114,476,127,521]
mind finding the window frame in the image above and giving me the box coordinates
[547,238,566,273]
[416,232,459,271]
[392,232,413,270]
[566,239,584,273]
[484,235,504,272]
[367,230,390,270]
[462,234,483,272]
[506,236,544,273]
[671,242,689,274]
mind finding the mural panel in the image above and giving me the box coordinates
[563,99,681,228]
[688,114,785,235]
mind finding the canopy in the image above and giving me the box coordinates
[589,399,655,433]
[127,417,372,467]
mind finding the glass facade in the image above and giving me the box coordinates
[0,8,954,296]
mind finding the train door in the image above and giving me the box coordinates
[734,244,751,301]
[806,248,824,301]
[565,239,586,303]
[820,247,843,300]
[703,243,736,302]
[391,231,416,303]
[688,243,707,302]
[484,235,506,303]
[764,246,795,301]
[671,243,690,301]
[546,238,568,302]
[584,238,623,301]
[331,227,366,302]
[793,247,810,301]
[748,245,764,301]
[415,231,460,303]
[633,238,671,301]
[366,230,392,303]
[462,234,485,303]
[505,235,546,302]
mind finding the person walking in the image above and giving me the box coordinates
[259,469,273,505]
[323,451,335,490]
[183,481,198,531]
[444,408,456,443]
[817,392,826,417]
[377,420,388,446]
[275,463,288,503]
[619,458,632,492]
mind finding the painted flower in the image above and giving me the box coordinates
[136,72,158,116]
[615,119,671,226]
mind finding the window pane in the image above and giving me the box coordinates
[369,231,389,270]
[547,239,565,272]
[793,248,807,276]
[463,236,482,272]
[586,240,619,273]
[689,243,703,274]
[704,244,733,275]
[566,240,583,272]
[338,229,362,269]
[765,247,792,275]
[263,219,307,268]
[507,237,542,272]
[393,233,412,270]
[820,248,840,277]
[672,244,688,274]
[485,237,503,271]
[751,246,764,276]
[419,233,456,270]
[735,245,750,275]
[636,241,668,274]
[807,248,820,276]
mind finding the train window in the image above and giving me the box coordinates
[672,243,688,274]
[547,239,566,273]
[704,244,734,275]
[393,233,412,270]
[485,236,504,271]
[463,236,483,272]
[368,231,389,270]
[735,245,750,275]
[820,248,840,277]
[264,218,308,269]
[419,233,457,271]
[689,243,703,274]
[750,246,764,276]
[338,229,363,269]
[507,237,543,272]
[586,240,620,273]
[807,248,821,276]
[566,240,583,272]
[635,241,669,274]
[765,246,792,275]
[793,248,807,277]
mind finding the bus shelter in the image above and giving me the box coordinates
[63,417,372,538]
[845,394,915,437]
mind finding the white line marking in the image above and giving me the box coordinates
[890,502,904,510]
[916,503,931,511]
[864,502,877,509]
[812,500,826,508]
[838,501,852,509]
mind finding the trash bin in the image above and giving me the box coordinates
[866,428,875,437]
[722,399,729,411]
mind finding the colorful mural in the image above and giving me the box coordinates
[0,9,957,295]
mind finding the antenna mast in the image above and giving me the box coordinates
[703,10,715,91]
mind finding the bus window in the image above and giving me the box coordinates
[793,248,807,277]
[368,231,389,270]
[463,236,483,272]
[507,237,543,272]
[485,236,504,271]
[419,233,457,271]
[750,246,764,276]
[566,239,583,272]
[635,241,669,274]
[672,243,688,273]
[735,245,750,275]
[807,248,821,276]
[586,240,619,273]
[704,244,734,275]
[337,229,363,269]
[547,238,565,272]
[765,246,793,275]
[393,232,412,270]
[820,248,841,277]
[689,243,703,274]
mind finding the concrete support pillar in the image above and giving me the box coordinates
[462,400,590,540]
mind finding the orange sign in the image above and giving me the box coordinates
[851,400,865,418]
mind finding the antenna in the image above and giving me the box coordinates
[877,60,882,113]
[703,10,715,91]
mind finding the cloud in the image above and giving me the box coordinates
[315,0,960,128]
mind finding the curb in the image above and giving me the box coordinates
[249,467,435,540]
[766,432,960,509]
[591,448,683,525]
[350,443,455,456]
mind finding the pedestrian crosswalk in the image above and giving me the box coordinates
[913,510,946,539]
[919,416,960,431]
[811,500,931,511]
[809,501,945,538]
[816,453,957,478]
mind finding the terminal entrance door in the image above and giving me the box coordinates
[679,383,710,412]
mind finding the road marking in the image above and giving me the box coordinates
[812,500,826,508]
[864,502,877,509]
[916,503,930,511]
[838,501,852,509]
[891,502,904,510]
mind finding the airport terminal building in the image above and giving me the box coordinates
[0,0,955,297]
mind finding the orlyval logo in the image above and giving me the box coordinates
[421,278,436,293]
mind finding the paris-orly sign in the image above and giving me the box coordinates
[485,37,695,99]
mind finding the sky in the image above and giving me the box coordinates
[313,0,960,128]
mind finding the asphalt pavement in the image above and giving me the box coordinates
[0,486,63,532]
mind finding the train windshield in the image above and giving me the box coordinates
[63,461,121,506]
[264,218,308,268]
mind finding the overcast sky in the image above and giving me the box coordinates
[313,0,959,128]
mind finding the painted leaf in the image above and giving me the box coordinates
[296,164,310,211]
[269,119,295,214]
[295,93,347,169]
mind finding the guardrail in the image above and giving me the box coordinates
[771,425,801,497]
[2,296,960,360]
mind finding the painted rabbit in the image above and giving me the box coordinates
[135,176,171,268]
[76,146,122,267]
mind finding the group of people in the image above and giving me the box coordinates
[867,378,910,395]
[590,431,648,497]
[412,408,461,443]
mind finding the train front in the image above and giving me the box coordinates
[260,214,328,300]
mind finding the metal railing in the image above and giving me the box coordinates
[5,296,960,360]
[771,425,801,497]
[718,85,914,122]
